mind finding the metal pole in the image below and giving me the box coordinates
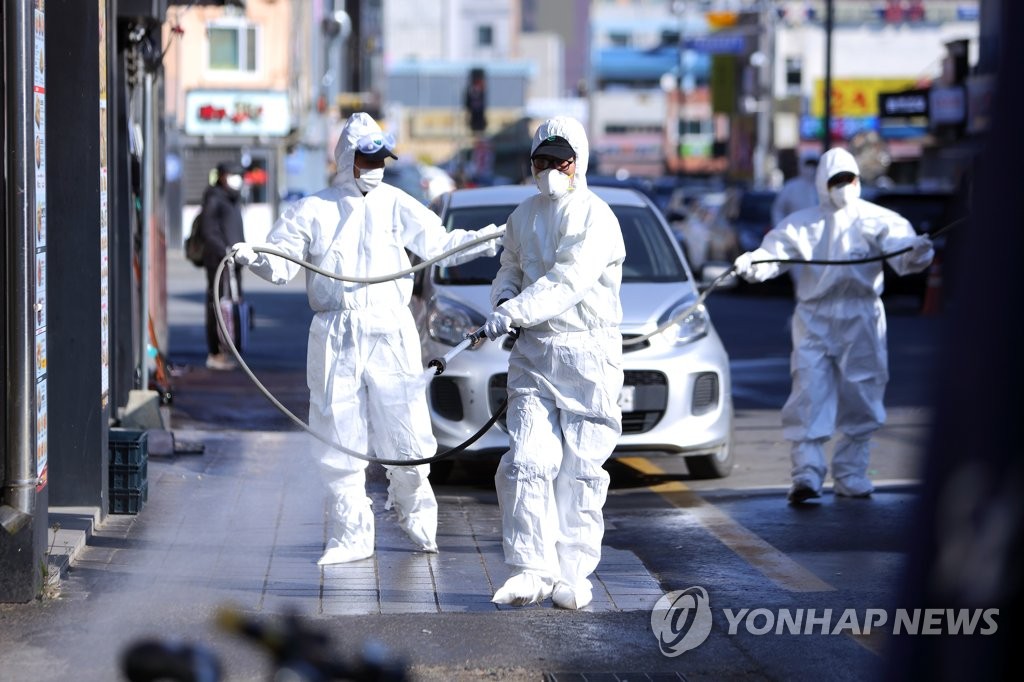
[823,0,833,152]
[753,0,775,187]
[2,0,37,532]
[139,69,154,388]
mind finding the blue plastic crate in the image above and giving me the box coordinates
[109,481,148,515]
[110,461,148,491]
[109,429,147,466]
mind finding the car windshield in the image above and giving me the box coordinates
[436,203,688,284]
[873,194,951,235]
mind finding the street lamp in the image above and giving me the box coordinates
[321,10,352,105]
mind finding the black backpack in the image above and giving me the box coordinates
[185,212,205,267]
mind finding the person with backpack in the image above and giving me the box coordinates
[200,161,247,370]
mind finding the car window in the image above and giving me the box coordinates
[738,192,775,222]
[873,194,951,234]
[436,203,688,285]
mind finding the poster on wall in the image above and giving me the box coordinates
[34,0,48,489]
[99,0,110,404]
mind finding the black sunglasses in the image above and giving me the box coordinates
[531,155,575,172]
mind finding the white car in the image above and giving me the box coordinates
[413,185,735,480]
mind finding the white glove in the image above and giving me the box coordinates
[231,242,257,266]
[482,223,505,257]
[484,308,513,341]
[733,252,759,282]
[909,235,933,260]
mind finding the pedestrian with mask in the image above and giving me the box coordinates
[201,161,247,370]
[230,113,504,565]
[484,116,626,609]
[771,150,820,227]
[733,148,934,503]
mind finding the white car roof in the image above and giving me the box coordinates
[444,184,652,209]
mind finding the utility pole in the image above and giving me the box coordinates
[823,0,834,151]
[752,0,776,187]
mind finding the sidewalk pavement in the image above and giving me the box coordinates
[32,249,668,679]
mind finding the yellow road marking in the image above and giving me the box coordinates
[620,456,835,593]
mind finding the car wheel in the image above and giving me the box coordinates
[684,430,735,479]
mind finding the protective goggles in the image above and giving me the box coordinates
[356,132,397,156]
[531,155,575,172]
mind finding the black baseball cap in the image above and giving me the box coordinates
[532,135,576,162]
[355,147,398,162]
[827,171,857,188]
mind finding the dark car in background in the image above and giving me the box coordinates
[869,186,958,304]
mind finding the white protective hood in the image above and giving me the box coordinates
[333,112,382,194]
[531,116,590,190]
[814,147,860,206]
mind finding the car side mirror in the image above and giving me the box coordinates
[697,261,737,292]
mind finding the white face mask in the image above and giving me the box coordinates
[225,175,244,191]
[829,182,860,209]
[355,167,384,193]
[534,168,573,199]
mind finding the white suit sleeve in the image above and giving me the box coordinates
[398,196,503,266]
[502,203,623,328]
[876,214,934,275]
[490,212,524,307]
[742,221,806,282]
[245,205,311,284]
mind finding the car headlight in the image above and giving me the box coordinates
[658,299,709,345]
[427,296,486,346]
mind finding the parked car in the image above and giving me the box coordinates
[413,185,735,481]
[383,162,457,205]
[867,186,957,302]
[667,190,739,280]
[732,188,779,254]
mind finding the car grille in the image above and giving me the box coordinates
[429,377,463,421]
[503,333,650,352]
[691,371,719,415]
[487,370,668,435]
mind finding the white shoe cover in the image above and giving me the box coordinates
[397,517,438,553]
[787,474,822,504]
[317,539,374,565]
[491,572,554,606]
[834,475,874,498]
[552,581,593,610]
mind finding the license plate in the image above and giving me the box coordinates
[618,385,636,413]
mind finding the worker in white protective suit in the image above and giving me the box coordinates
[771,150,820,227]
[733,148,934,504]
[484,116,626,609]
[231,113,504,564]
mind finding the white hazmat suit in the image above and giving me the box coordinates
[488,117,626,609]
[734,148,933,502]
[236,113,503,563]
